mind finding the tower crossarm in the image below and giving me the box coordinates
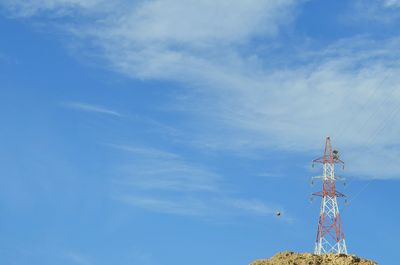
[311,175,324,180]
[312,191,346,197]
[313,156,345,165]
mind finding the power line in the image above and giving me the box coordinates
[336,73,392,140]
[339,88,400,212]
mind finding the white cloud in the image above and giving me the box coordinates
[64,101,122,117]
[96,32,400,180]
[4,0,400,180]
[207,37,400,180]
[70,0,299,81]
[102,0,296,44]
[1,0,301,82]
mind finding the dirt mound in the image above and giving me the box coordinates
[250,251,377,265]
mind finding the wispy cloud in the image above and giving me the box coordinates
[111,144,221,193]
[110,144,180,159]
[230,199,275,216]
[109,145,208,196]
[0,0,107,17]
[117,195,209,216]
[64,101,122,117]
[110,145,284,219]
[229,199,293,223]
[383,0,400,8]
[64,251,91,265]
[349,0,400,23]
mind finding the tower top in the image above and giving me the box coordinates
[312,136,344,165]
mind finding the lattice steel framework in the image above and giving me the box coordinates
[312,137,347,255]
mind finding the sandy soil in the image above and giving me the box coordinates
[250,251,377,265]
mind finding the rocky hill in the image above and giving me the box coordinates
[250,252,377,265]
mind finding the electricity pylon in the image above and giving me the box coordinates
[311,137,347,254]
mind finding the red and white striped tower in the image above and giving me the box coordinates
[312,136,347,254]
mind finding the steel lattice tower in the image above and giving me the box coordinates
[312,137,347,255]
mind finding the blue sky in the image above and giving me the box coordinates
[1,0,400,264]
